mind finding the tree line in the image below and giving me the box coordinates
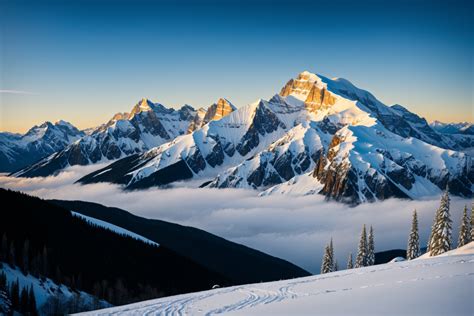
[0,271,37,316]
[0,189,229,315]
[321,188,473,274]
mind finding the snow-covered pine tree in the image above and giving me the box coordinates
[471,203,474,242]
[334,259,338,272]
[367,226,375,266]
[320,243,332,274]
[457,205,471,247]
[320,238,335,274]
[355,225,368,268]
[347,253,353,269]
[406,209,420,260]
[428,187,452,256]
[329,238,334,271]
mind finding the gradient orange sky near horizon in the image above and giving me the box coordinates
[1,74,473,134]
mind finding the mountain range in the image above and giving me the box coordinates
[9,98,237,177]
[0,120,84,172]
[6,71,473,204]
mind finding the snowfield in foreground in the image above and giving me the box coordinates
[78,243,474,316]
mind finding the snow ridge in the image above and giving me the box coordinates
[71,212,159,247]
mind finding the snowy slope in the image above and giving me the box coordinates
[71,211,159,247]
[0,262,110,313]
[77,242,474,316]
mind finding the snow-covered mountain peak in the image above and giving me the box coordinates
[213,98,237,112]
[280,71,326,101]
[23,120,82,141]
[279,72,338,115]
[299,70,320,80]
[178,104,197,120]
[130,98,156,117]
[54,120,73,127]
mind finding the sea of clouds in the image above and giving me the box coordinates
[0,165,470,274]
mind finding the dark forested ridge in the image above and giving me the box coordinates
[0,189,230,313]
[51,199,311,284]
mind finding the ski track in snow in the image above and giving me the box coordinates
[79,251,474,316]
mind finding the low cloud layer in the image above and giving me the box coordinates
[0,166,470,273]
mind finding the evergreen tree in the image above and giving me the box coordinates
[457,205,471,247]
[320,239,334,274]
[347,252,353,269]
[8,242,16,267]
[41,246,48,276]
[28,285,38,316]
[355,225,368,268]
[428,187,452,256]
[407,209,420,260]
[470,203,474,243]
[329,238,334,271]
[0,271,7,291]
[10,279,20,311]
[19,286,29,313]
[22,239,30,273]
[334,259,338,272]
[0,233,7,261]
[367,226,375,266]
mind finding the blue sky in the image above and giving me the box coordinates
[1,0,473,132]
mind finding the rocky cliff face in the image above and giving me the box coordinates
[304,85,336,113]
[280,71,336,114]
[310,125,473,203]
[208,122,330,189]
[187,98,236,133]
[187,108,207,134]
[279,71,318,99]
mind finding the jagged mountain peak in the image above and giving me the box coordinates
[205,98,237,120]
[279,71,337,114]
[187,98,237,133]
[178,104,197,121]
[297,70,321,81]
[130,98,156,116]
[54,119,76,129]
[179,104,195,112]
[280,71,324,100]
[25,120,81,137]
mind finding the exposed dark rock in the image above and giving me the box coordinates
[236,102,286,156]
[205,140,225,167]
[186,147,207,173]
[127,160,194,189]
